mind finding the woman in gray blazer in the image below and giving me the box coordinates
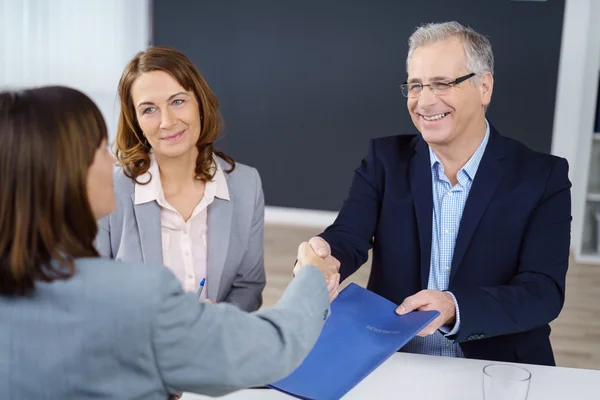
[0,86,337,399]
[96,46,264,312]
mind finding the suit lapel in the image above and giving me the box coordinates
[131,194,163,264]
[450,130,505,281]
[410,138,434,290]
[207,196,233,300]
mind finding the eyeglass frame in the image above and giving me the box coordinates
[400,72,476,98]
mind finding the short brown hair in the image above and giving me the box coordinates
[115,46,235,183]
[0,86,108,296]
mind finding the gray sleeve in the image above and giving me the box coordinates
[94,215,112,258]
[151,264,329,397]
[225,168,266,311]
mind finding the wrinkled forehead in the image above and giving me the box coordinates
[407,38,467,83]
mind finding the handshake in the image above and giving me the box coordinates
[294,237,341,302]
[293,237,457,338]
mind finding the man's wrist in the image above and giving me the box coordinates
[443,291,457,325]
[439,291,460,337]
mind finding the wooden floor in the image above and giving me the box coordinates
[263,223,600,371]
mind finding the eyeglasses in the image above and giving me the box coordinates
[400,72,476,98]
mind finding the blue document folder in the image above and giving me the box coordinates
[269,283,440,400]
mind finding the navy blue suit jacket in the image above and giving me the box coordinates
[320,125,571,366]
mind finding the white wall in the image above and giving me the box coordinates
[0,0,151,142]
[551,0,600,258]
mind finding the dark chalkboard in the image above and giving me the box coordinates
[153,0,565,211]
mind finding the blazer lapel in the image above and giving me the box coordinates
[207,197,233,300]
[450,130,505,281]
[131,194,163,264]
[410,138,434,290]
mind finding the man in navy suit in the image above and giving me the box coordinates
[308,21,571,366]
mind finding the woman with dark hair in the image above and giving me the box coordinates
[95,46,266,311]
[0,86,336,399]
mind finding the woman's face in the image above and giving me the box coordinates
[131,71,202,159]
[87,139,116,220]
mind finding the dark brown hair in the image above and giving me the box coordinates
[0,86,108,296]
[115,46,235,183]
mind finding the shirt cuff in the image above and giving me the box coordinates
[439,291,460,336]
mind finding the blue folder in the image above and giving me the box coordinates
[269,283,439,400]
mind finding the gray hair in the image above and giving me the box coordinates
[406,21,494,78]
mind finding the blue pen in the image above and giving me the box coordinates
[196,278,206,299]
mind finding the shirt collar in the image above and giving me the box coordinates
[134,153,230,205]
[428,119,490,182]
[134,153,162,205]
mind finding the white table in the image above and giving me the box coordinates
[182,352,599,399]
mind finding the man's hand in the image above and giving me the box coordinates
[307,237,341,302]
[294,237,340,302]
[395,290,456,336]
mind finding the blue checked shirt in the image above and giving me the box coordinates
[402,121,490,357]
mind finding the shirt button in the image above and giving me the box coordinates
[447,191,452,196]
[444,229,449,234]
[188,274,193,279]
[446,342,452,348]
[445,267,450,271]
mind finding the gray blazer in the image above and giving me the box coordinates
[0,258,330,399]
[95,157,266,311]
